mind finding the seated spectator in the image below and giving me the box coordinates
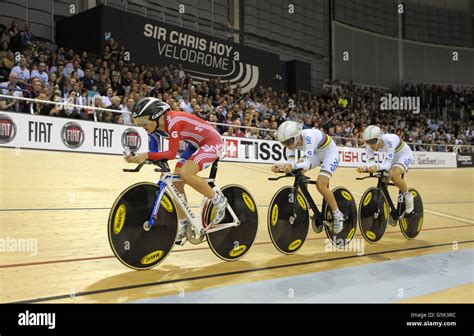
[179,96,193,113]
[233,119,245,137]
[10,56,30,85]
[245,125,259,139]
[101,111,113,123]
[107,95,122,112]
[64,59,84,79]
[34,90,57,116]
[102,87,113,107]
[222,127,235,137]
[87,83,100,101]
[0,91,18,112]
[81,67,96,90]
[114,114,124,124]
[1,71,21,96]
[120,97,134,125]
[110,73,124,96]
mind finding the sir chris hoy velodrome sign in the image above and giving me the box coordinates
[93,6,280,92]
[143,23,261,93]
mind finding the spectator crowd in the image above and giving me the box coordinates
[0,19,472,152]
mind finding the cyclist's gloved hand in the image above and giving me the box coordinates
[125,152,147,164]
[281,163,293,174]
[271,164,280,173]
[367,165,377,173]
[356,165,367,173]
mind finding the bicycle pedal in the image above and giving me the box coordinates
[174,238,187,246]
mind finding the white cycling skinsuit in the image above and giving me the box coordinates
[286,128,339,178]
[365,133,413,172]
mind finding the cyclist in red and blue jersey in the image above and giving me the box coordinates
[124,97,227,244]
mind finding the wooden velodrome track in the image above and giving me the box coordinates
[0,147,473,303]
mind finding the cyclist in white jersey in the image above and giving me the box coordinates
[271,121,344,234]
[356,125,415,214]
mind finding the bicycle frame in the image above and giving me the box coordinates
[146,161,241,236]
[270,171,326,227]
[358,172,404,221]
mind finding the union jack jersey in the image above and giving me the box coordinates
[147,111,222,162]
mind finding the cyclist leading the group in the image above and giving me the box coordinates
[124,97,227,244]
[271,121,344,234]
[356,125,415,215]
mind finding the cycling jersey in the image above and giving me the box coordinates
[366,133,413,171]
[286,128,340,178]
[147,111,223,171]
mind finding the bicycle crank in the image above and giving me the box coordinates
[186,224,205,245]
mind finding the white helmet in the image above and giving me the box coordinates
[277,121,302,145]
[363,125,382,142]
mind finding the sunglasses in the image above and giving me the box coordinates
[281,137,296,146]
[132,115,151,127]
[365,139,379,145]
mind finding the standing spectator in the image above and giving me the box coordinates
[7,20,20,52]
[19,24,34,49]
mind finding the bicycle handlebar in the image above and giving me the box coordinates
[122,159,171,173]
[268,169,316,185]
[268,173,294,181]
[355,171,389,181]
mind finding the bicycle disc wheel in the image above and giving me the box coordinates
[205,185,258,261]
[358,187,388,243]
[398,188,424,239]
[108,182,178,270]
[323,187,357,247]
[267,186,309,254]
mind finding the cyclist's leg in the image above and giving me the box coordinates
[178,149,218,199]
[316,145,340,212]
[390,146,414,213]
[179,141,227,224]
[174,144,198,220]
[389,165,407,192]
[390,145,413,193]
[317,145,343,233]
